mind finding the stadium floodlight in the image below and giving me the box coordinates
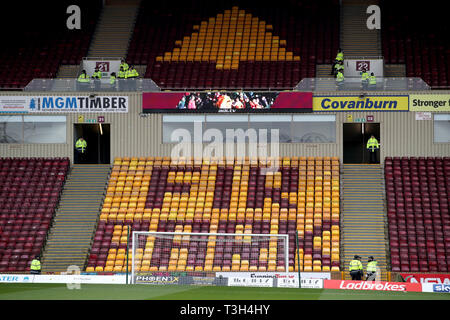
[131,231,289,284]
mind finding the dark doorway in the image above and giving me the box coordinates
[74,124,110,164]
[343,123,380,164]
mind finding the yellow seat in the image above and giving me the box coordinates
[303,266,313,272]
[85,266,95,273]
[331,266,340,272]
[140,266,150,272]
[112,266,122,272]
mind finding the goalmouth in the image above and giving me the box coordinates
[131,231,289,284]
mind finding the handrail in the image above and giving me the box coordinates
[82,57,124,61]
[0,88,23,91]
[343,56,384,60]
[431,86,450,90]
[4,77,447,93]
[23,78,161,92]
[161,87,294,92]
[294,77,431,92]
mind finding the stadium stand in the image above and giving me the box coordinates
[385,157,450,273]
[381,1,450,87]
[85,157,340,273]
[3,1,449,285]
[0,158,69,272]
[126,0,340,89]
[0,1,101,89]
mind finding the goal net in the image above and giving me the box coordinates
[131,231,289,284]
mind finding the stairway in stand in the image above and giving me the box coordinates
[41,164,110,273]
[340,0,381,57]
[87,4,140,59]
[384,64,406,77]
[341,164,389,281]
[316,65,334,78]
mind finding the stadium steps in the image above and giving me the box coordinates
[87,4,139,59]
[384,64,406,77]
[56,65,80,78]
[309,65,339,90]
[41,164,110,273]
[316,65,334,78]
[47,65,81,91]
[341,164,389,281]
[135,65,147,78]
[340,0,381,57]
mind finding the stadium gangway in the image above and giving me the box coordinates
[23,78,161,92]
[294,77,431,92]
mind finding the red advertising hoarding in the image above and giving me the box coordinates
[400,273,450,284]
[142,91,313,113]
[323,280,422,292]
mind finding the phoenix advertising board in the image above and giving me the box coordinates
[134,275,180,285]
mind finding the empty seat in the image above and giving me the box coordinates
[90,156,340,273]
[126,1,339,89]
[0,157,69,271]
[386,157,449,272]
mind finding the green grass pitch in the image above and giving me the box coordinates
[0,283,449,300]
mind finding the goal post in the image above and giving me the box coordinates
[131,231,289,284]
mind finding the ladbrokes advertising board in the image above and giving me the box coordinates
[313,95,409,111]
[324,280,422,292]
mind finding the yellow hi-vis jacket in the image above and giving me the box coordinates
[369,75,377,85]
[367,261,378,272]
[336,52,344,61]
[120,62,129,72]
[349,259,363,272]
[118,70,126,79]
[336,71,344,82]
[92,70,102,79]
[361,71,369,81]
[366,137,380,152]
[125,69,139,79]
[334,63,344,72]
[75,139,87,153]
[30,259,41,271]
[77,74,90,83]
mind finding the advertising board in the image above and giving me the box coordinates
[142,91,313,113]
[313,95,409,111]
[324,280,422,292]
